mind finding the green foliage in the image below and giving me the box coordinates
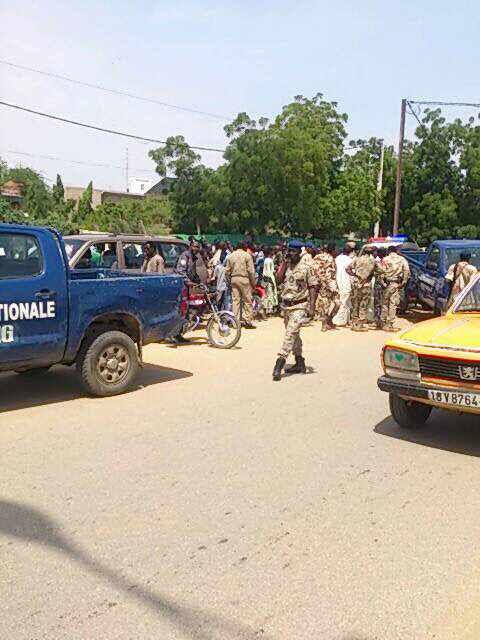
[81,198,172,234]
[77,180,93,218]
[52,174,64,205]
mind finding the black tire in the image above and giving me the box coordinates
[15,366,51,375]
[76,330,139,397]
[207,312,241,349]
[389,393,432,429]
[252,294,262,317]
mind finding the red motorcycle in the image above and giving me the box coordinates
[252,283,267,319]
[180,284,241,348]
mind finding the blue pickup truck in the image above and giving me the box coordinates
[402,240,480,314]
[0,224,185,396]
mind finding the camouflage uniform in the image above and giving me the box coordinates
[380,253,410,327]
[278,261,317,359]
[446,261,477,307]
[347,254,382,328]
[312,252,339,319]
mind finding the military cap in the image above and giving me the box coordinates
[288,239,303,249]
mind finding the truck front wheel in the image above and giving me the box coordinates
[389,394,432,429]
[77,331,139,397]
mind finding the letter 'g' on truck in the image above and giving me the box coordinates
[0,224,185,396]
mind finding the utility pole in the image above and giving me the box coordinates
[373,139,385,237]
[393,99,406,235]
[125,147,129,192]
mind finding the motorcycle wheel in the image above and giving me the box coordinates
[207,312,241,349]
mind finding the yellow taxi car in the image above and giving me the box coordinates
[378,273,480,428]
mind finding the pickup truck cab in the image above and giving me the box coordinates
[63,233,188,273]
[378,273,480,428]
[0,224,185,396]
[401,240,480,315]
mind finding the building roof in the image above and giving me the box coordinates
[145,177,176,195]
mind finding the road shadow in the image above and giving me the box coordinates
[402,307,434,324]
[375,412,480,457]
[0,363,192,414]
[0,499,273,640]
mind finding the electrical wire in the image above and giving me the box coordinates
[409,100,480,109]
[2,149,157,174]
[406,100,423,128]
[0,59,232,121]
[0,100,227,153]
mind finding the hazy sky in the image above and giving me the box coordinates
[1,0,478,191]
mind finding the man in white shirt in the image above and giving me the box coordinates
[332,245,354,326]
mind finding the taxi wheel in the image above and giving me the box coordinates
[389,394,432,429]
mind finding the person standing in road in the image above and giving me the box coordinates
[225,241,256,328]
[445,251,478,307]
[346,246,383,332]
[379,246,410,331]
[272,241,318,381]
[332,244,354,327]
[141,242,165,274]
[174,238,207,344]
[313,242,340,331]
[372,246,387,329]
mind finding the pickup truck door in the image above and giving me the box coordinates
[0,228,68,367]
[417,245,440,307]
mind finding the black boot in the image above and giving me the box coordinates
[286,355,306,374]
[272,356,286,381]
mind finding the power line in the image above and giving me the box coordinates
[409,100,480,109]
[2,149,158,174]
[0,59,232,121]
[406,100,423,128]
[0,100,227,153]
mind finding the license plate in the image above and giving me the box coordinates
[427,390,480,408]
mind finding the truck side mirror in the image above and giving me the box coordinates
[426,261,438,272]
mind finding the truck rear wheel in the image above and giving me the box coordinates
[77,330,139,397]
[389,393,432,429]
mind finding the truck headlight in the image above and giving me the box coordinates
[384,348,420,380]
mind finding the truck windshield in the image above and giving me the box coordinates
[446,248,480,269]
[455,279,480,312]
[63,239,85,260]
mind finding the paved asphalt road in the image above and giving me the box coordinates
[2,317,480,640]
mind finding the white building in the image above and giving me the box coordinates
[127,177,153,195]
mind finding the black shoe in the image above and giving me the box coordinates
[286,355,306,374]
[243,323,257,329]
[175,335,190,344]
[272,356,286,381]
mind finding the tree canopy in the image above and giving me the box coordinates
[2,94,480,245]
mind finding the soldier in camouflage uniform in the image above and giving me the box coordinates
[380,246,410,331]
[346,246,383,331]
[313,242,340,331]
[372,247,387,329]
[272,241,318,381]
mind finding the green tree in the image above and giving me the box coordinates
[149,136,213,234]
[52,174,64,205]
[6,167,52,221]
[77,181,93,219]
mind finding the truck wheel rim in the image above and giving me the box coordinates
[97,344,130,384]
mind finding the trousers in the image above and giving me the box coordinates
[231,277,253,325]
[279,308,306,358]
[351,284,371,322]
[380,283,401,324]
[333,288,351,326]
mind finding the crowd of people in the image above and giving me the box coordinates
[171,236,411,333]
[143,235,479,380]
